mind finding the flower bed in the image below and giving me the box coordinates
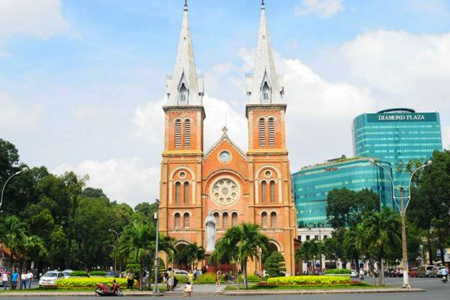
[55,277,135,288]
[267,275,351,286]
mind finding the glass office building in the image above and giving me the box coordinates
[353,108,442,197]
[292,157,393,228]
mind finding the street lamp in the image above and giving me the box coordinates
[109,229,120,276]
[0,167,29,210]
[370,159,432,289]
[153,199,160,294]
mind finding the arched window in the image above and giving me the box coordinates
[268,117,275,147]
[179,83,188,104]
[175,182,181,204]
[270,180,276,203]
[261,212,268,228]
[259,118,266,147]
[213,212,220,227]
[270,212,277,228]
[184,119,191,148]
[174,213,181,228]
[232,212,238,227]
[261,181,267,203]
[184,213,190,228]
[183,182,189,204]
[262,81,270,103]
[175,119,182,148]
[222,212,229,229]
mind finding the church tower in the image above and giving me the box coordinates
[246,0,298,275]
[159,1,205,247]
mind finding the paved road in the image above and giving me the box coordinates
[0,277,448,299]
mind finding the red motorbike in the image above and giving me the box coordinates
[95,281,123,297]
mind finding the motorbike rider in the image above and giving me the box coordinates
[359,268,365,279]
[440,267,448,282]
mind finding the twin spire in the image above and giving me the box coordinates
[166,0,283,106]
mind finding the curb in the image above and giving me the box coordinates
[223,288,426,296]
[0,292,164,297]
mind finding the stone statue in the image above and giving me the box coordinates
[205,212,216,252]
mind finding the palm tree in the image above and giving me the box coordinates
[20,235,48,271]
[212,223,269,289]
[176,243,205,271]
[357,208,401,286]
[0,216,26,274]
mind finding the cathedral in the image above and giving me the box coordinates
[158,1,299,275]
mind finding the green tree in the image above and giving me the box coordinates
[176,243,205,271]
[265,251,285,277]
[295,239,322,274]
[212,223,269,289]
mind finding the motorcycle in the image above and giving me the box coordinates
[442,275,448,283]
[95,282,123,297]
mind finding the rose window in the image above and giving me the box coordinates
[211,178,240,206]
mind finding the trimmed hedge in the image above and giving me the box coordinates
[90,271,106,276]
[55,277,136,288]
[325,269,351,275]
[267,276,351,286]
[238,274,262,283]
[194,274,217,284]
[175,275,188,283]
[70,271,88,277]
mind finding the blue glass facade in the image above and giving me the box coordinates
[292,158,393,228]
[353,108,442,197]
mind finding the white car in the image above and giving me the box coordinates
[351,270,358,278]
[174,270,188,277]
[39,271,64,287]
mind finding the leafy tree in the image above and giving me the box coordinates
[295,239,322,274]
[265,251,285,277]
[212,223,269,289]
[176,243,205,271]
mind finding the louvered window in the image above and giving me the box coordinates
[223,212,229,229]
[261,212,268,228]
[270,212,277,228]
[232,212,238,227]
[184,213,190,228]
[268,117,275,147]
[259,118,266,147]
[261,181,267,203]
[184,182,189,204]
[270,181,276,203]
[184,119,191,148]
[175,182,181,204]
[174,213,181,228]
[175,120,182,148]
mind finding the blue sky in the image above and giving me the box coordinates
[1,0,449,206]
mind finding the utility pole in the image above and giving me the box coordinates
[400,187,410,289]
[153,199,160,294]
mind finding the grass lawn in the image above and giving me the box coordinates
[0,286,167,293]
[225,283,396,291]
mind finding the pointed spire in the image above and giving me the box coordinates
[166,0,204,106]
[246,0,284,104]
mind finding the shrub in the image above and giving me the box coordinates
[325,269,351,275]
[265,251,286,277]
[175,275,187,283]
[90,271,106,276]
[55,277,136,288]
[194,273,216,284]
[238,274,262,283]
[267,276,351,286]
[70,271,88,277]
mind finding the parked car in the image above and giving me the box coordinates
[418,265,435,277]
[173,269,188,278]
[409,267,418,278]
[431,267,446,278]
[62,269,73,279]
[39,271,65,287]
[350,270,358,278]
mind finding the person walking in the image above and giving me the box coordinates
[187,270,194,285]
[26,270,33,289]
[2,272,9,290]
[168,268,175,291]
[215,270,221,286]
[11,270,18,290]
[20,271,26,289]
[183,282,193,297]
[126,269,134,290]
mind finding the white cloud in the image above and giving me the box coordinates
[53,158,159,208]
[0,0,69,45]
[295,0,344,18]
[0,93,42,129]
[443,126,450,150]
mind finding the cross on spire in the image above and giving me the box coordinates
[222,126,228,135]
[184,0,188,11]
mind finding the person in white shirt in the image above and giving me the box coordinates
[26,271,33,289]
[2,272,9,290]
[20,272,27,290]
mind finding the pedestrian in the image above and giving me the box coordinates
[20,271,26,289]
[183,282,193,297]
[163,270,169,290]
[2,272,8,290]
[126,269,134,290]
[11,270,18,290]
[26,270,33,289]
[187,270,194,285]
[168,268,175,291]
[215,269,221,286]
[193,268,198,280]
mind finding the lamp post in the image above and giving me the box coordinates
[370,159,432,289]
[109,229,120,276]
[0,167,29,210]
[153,199,160,294]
